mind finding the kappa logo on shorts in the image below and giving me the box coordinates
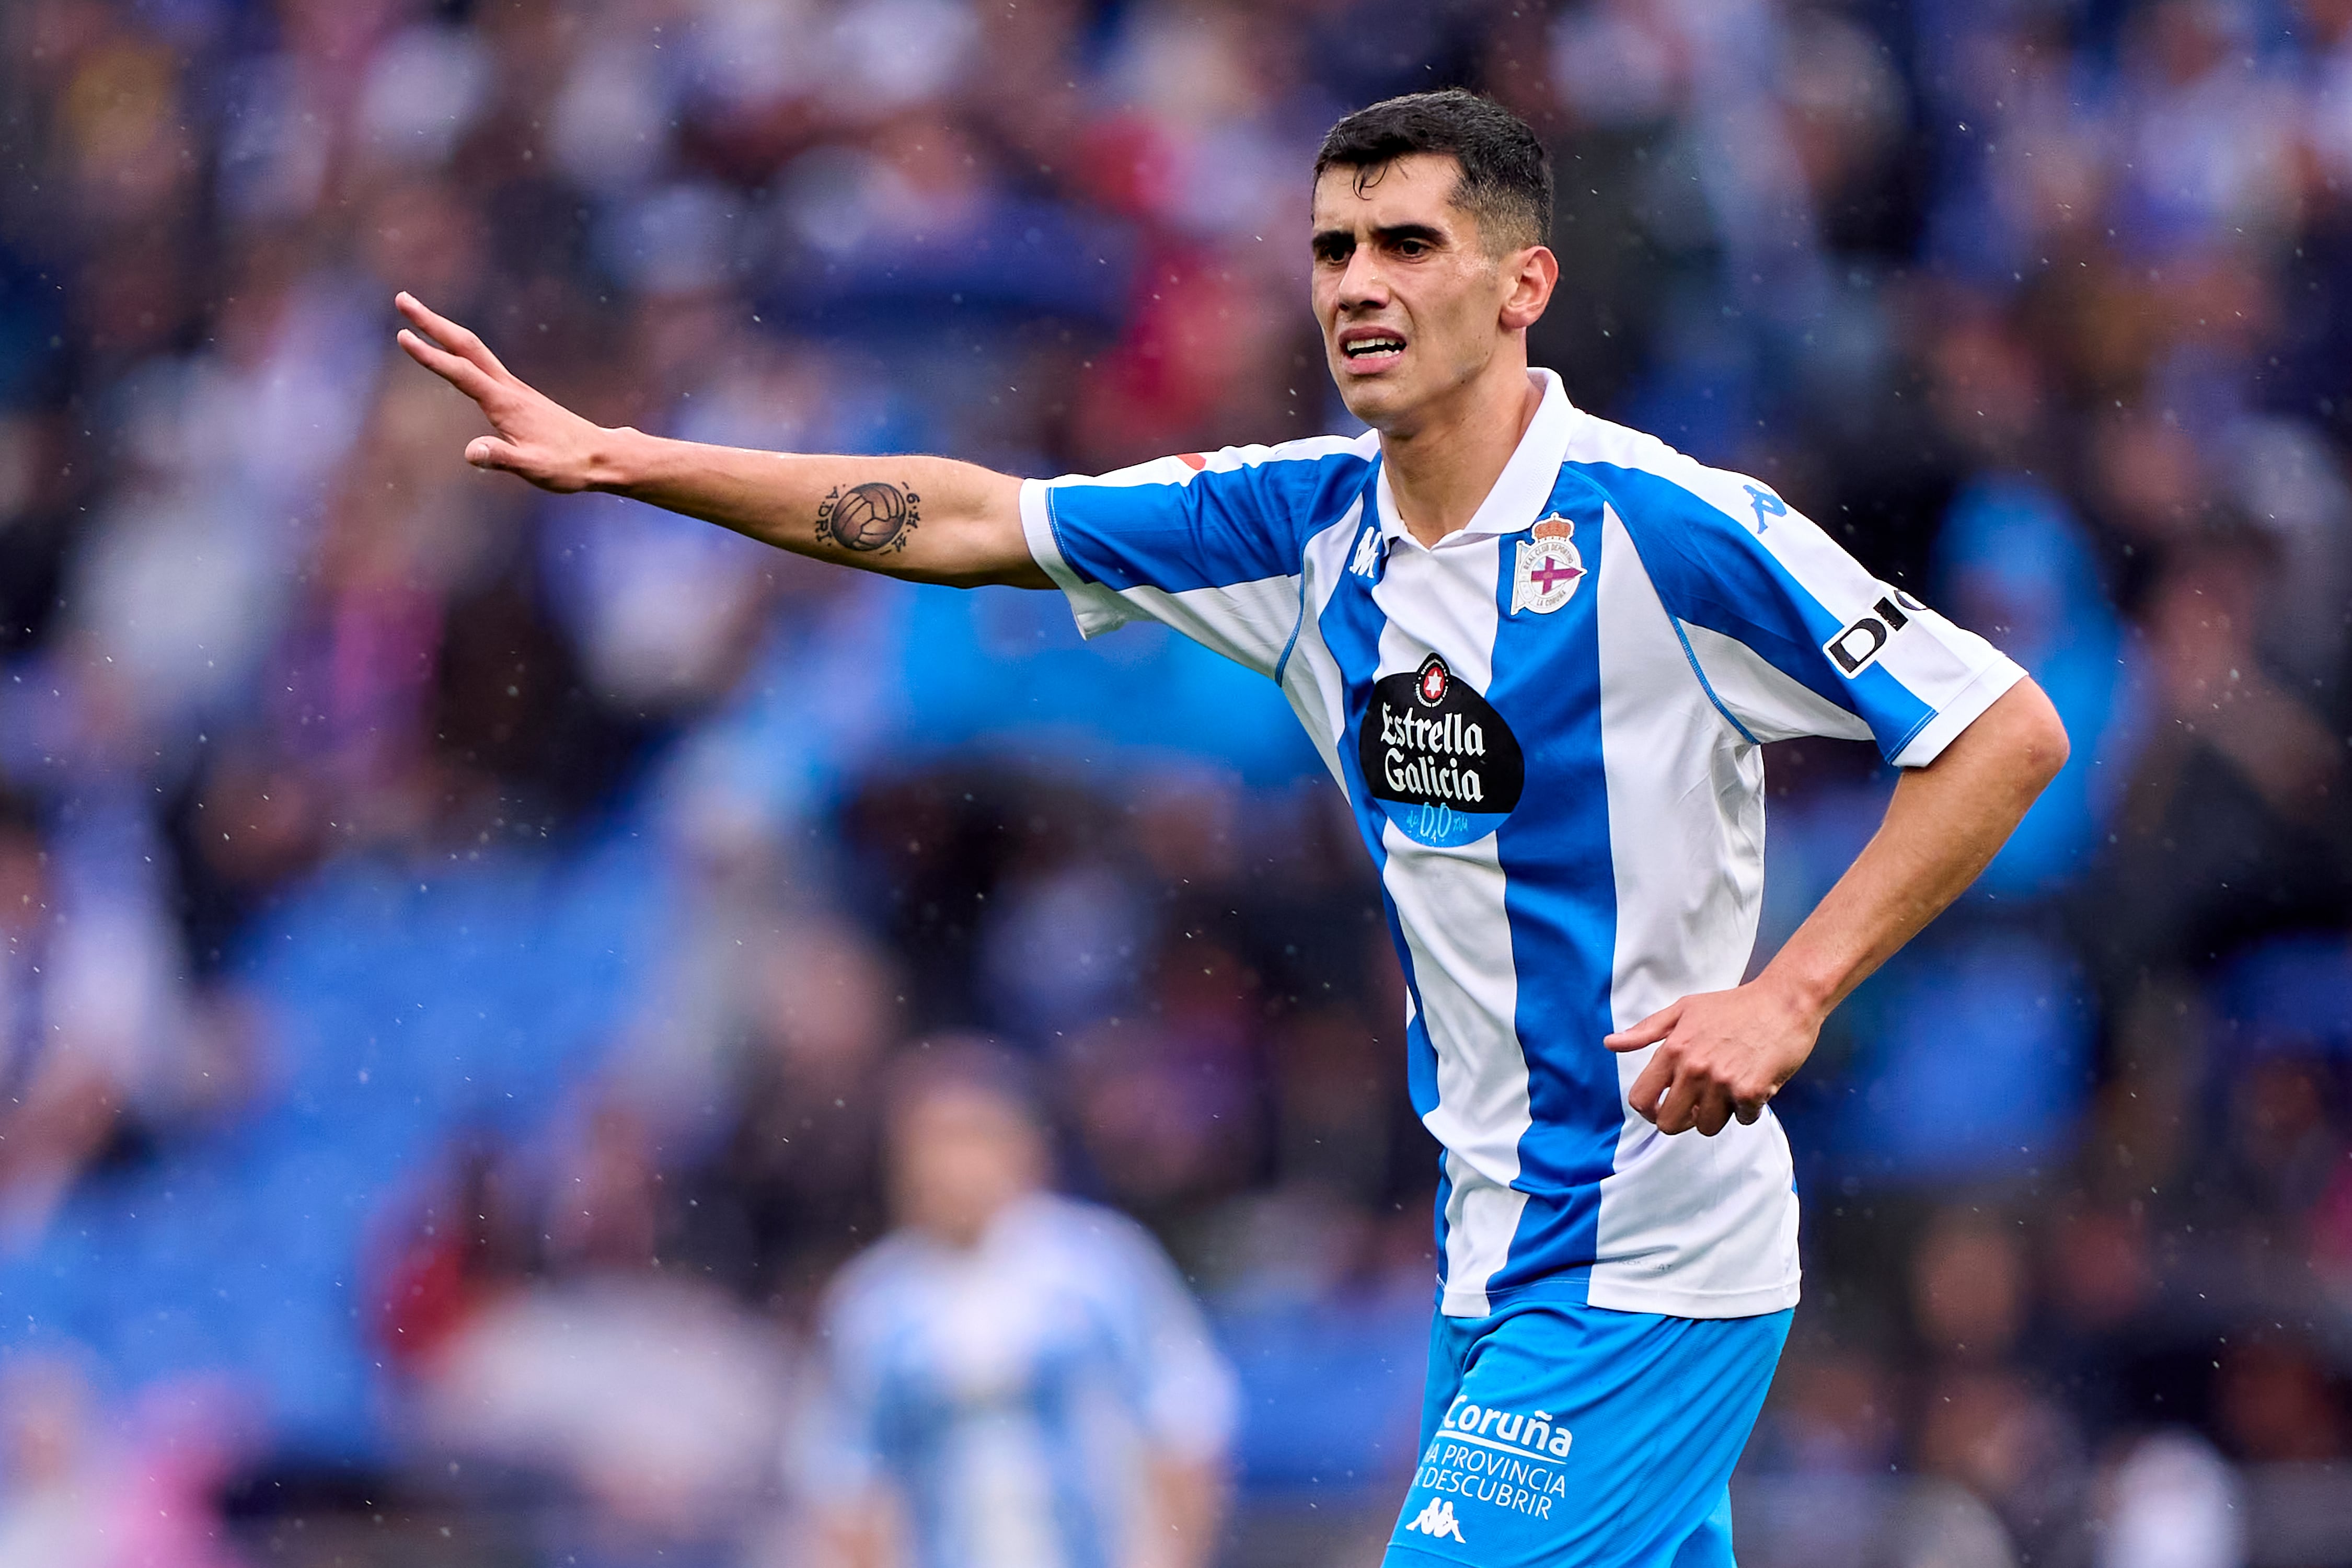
[1406,1498,1467,1543]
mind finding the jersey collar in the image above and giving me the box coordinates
[1373,368,1579,548]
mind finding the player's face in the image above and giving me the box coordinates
[889,1085,1047,1247]
[1310,154,1549,433]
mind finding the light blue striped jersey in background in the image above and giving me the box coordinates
[1020,370,2025,1321]
[802,1193,1237,1568]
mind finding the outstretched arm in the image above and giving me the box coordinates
[393,293,1048,590]
[1606,679,2070,1136]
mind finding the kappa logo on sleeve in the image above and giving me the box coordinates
[1742,483,1788,535]
[1824,590,1929,677]
[1406,1498,1467,1543]
[1349,524,1384,579]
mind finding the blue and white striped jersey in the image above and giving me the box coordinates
[1021,371,2025,1320]
[801,1194,1237,1568]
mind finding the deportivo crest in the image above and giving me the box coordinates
[1511,516,1584,615]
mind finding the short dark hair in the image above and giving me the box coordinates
[1313,89,1553,253]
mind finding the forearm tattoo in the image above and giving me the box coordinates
[815,481,920,554]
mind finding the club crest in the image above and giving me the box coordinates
[1512,515,1584,615]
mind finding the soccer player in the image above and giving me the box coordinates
[398,88,2067,1568]
[799,1047,1235,1568]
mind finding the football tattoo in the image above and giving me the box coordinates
[817,481,920,553]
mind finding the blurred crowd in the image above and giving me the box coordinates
[0,0,2349,1564]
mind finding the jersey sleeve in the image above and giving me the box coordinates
[1608,463,2025,766]
[1021,435,1375,676]
[1082,1209,1239,1462]
[792,1261,897,1496]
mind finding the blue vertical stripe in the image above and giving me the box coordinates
[1405,1006,1448,1288]
[1482,478,1627,1302]
[1311,465,1459,1285]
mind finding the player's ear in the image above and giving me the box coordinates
[1499,245,1559,332]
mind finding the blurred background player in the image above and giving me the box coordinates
[799,1043,1236,1568]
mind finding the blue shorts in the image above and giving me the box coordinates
[1383,1300,1792,1568]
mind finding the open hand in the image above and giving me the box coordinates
[393,293,616,492]
[1604,977,1822,1136]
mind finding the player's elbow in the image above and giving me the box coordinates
[2008,679,2070,790]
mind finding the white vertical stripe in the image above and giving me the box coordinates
[1388,816,1527,1317]
[951,1414,1067,1568]
[1286,522,1534,1313]
[1595,505,1764,1029]
[1592,503,1801,1316]
[1371,535,1531,1317]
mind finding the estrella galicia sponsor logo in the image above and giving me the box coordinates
[1358,654,1525,848]
[1824,591,1926,677]
[1406,1397,1574,1524]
